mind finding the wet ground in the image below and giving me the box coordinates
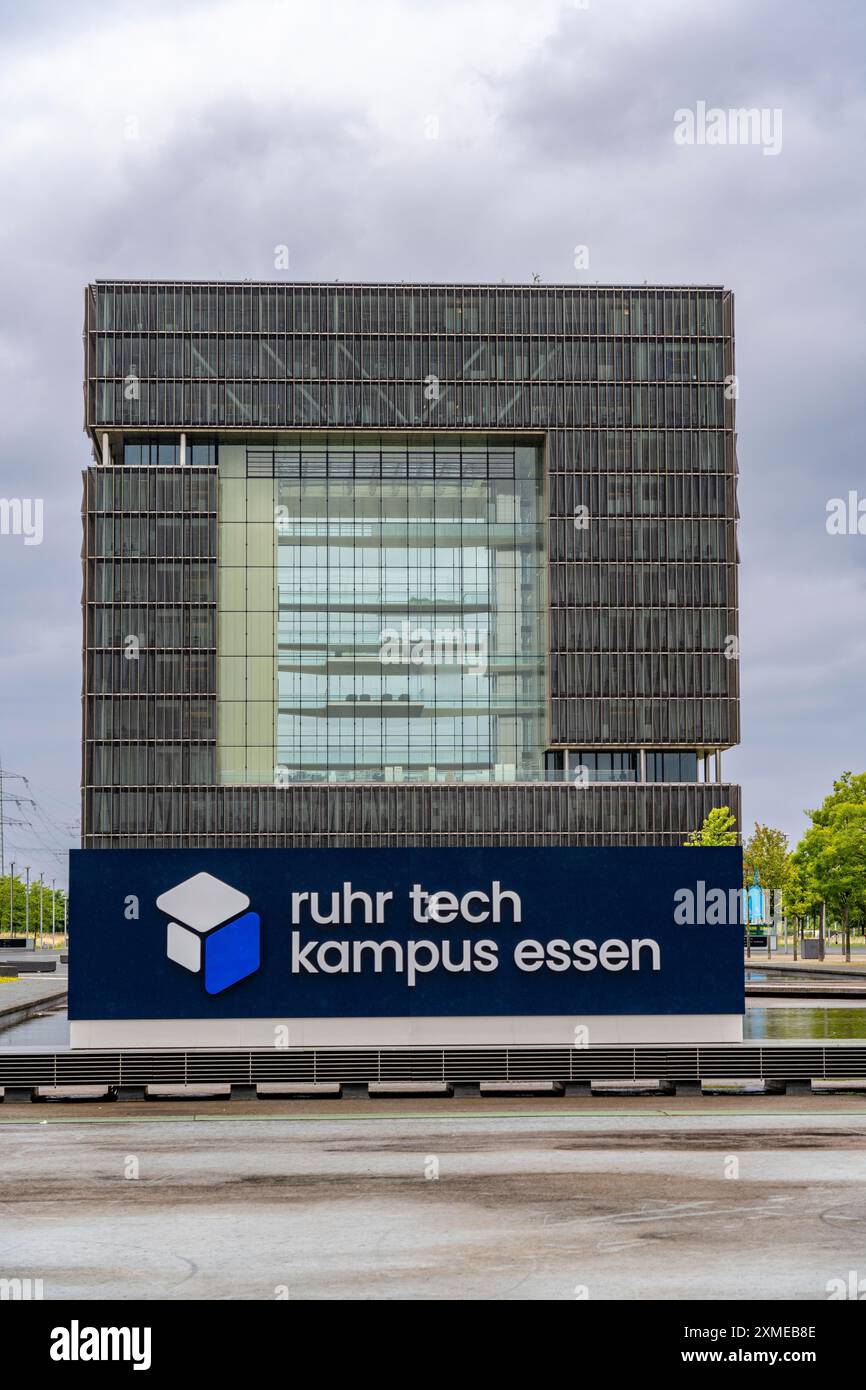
[0,1002,69,1046]
[2,1105,866,1299]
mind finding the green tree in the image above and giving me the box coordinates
[794,773,866,962]
[743,823,790,891]
[782,856,821,954]
[0,874,67,937]
[684,806,738,846]
[783,856,819,920]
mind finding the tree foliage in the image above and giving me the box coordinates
[684,806,738,846]
[743,823,789,891]
[0,875,67,933]
[793,772,866,945]
[782,856,821,921]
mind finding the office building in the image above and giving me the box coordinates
[82,281,740,848]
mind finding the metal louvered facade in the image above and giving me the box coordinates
[82,280,740,848]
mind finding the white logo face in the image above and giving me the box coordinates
[157,872,259,993]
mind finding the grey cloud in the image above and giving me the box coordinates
[0,0,864,880]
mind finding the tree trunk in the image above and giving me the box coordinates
[844,904,851,963]
[820,902,826,960]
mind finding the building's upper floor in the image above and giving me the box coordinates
[84,280,735,436]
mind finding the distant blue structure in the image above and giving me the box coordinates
[746,870,767,925]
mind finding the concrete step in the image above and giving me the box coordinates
[36,1086,111,1101]
[367,1082,453,1097]
[145,1083,232,1100]
[5,960,56,973]
[591,1078,674,1095]
[811,1079,866,1094]
[255,1082,342,1098]
[700,1078,787,1094]
[479,1080,565,1097]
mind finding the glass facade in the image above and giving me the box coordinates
[82,281,740,847]
[646,750,699,783]
[567,751,639,783]
[544,749,700,784]
[123,437,217,468]
[217,435,546,785]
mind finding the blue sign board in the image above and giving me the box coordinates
[68,847,744,1019]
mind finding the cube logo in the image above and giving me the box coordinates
[157,872,261,994]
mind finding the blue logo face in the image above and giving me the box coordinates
[156,872,260,994]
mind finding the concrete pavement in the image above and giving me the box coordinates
[0,970,67,1025]
[2,1103,866,1300]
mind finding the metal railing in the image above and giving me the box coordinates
[1,1041,865,1091]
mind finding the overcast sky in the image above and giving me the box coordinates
[0,0,864,885]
